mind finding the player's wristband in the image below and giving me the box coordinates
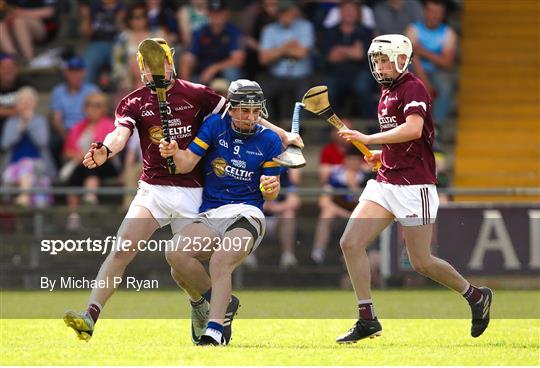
[94,142,112,158]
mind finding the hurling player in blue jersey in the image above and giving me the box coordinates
[159,79,282,346]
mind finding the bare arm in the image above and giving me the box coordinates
[338,114,424,145]
[1,118,23,150]
[158,139,202,174]
[103,126,131,157]
[16,6,54,19]
[178,6,192,46]
[259,117,304,148]
[341,40,364,61]
[419,29,457,70]
[199,50,246,84]
[405,26,432,88]
[172,149,201,174]
[259,44,287,65]
[180,52,196,83]
[79,4,92,39]
[286,40,310,59]
[51,111,67,137]
[82,126,131,168]
[0,106,17,119]
[407,25,456,70]
[209,50,245,72]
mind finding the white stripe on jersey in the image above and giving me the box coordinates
[403,101,427,113]
[115,116,136,128]
[211,97,226,115]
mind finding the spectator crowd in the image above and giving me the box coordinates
[0,0,457,272]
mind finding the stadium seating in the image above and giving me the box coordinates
[454,0,540,201]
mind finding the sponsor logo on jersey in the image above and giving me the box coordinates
[211,157,228,177]
[234,139,243,144]
[379,116,397,124]
[219,139,229,148]
[211,157,254,181]
[142,110,155,117]
[168,125,192,139]
[174,101,194,111]
[169,118,183,126]
[231,159,246,169]
[148,126,164,144]
[246,149,263,156]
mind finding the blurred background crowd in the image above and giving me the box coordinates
[0,0,461,273]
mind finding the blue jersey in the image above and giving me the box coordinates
[188,113,282,212]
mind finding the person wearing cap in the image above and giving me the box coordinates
[50,56,99,166]
[180,0,245,85]
[51,57,100,136]
[259,0,315,123]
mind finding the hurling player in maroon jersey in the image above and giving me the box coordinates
[335,35,492,343]
[64,38,302,343]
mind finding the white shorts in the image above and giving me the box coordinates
[127,180,202,234]
[360,179,439,226]
[197,203,266,253]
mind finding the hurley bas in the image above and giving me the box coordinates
[40,276,158,291]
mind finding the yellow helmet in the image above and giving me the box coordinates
[137,38,177,88]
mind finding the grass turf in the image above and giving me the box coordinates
[1,290,538,365]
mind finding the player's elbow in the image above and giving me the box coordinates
[405,119,424,140]
[411,127,423,140]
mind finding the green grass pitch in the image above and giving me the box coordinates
[1,290,539,365]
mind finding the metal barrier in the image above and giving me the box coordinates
[2,186,539,197]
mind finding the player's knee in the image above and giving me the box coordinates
[209,253,234,276]
[339,235,356,253]
[170,267,187,287]
[340,235,369,253]
[410,258,433,276]
[165,248,186,267]
[108,248,137,265]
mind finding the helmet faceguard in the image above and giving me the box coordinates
[224,79,268,135]
[367,34,413,86]
[137,38,176,90]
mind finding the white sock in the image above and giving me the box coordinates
[205,327,223,343]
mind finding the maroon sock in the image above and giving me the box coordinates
[358,300,376,320]
[463,284,483,305]
[87,303,101,323]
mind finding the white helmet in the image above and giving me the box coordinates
[367,34,413,86]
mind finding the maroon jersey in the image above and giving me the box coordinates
[376,72,437,185]
[115,79,226,187]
